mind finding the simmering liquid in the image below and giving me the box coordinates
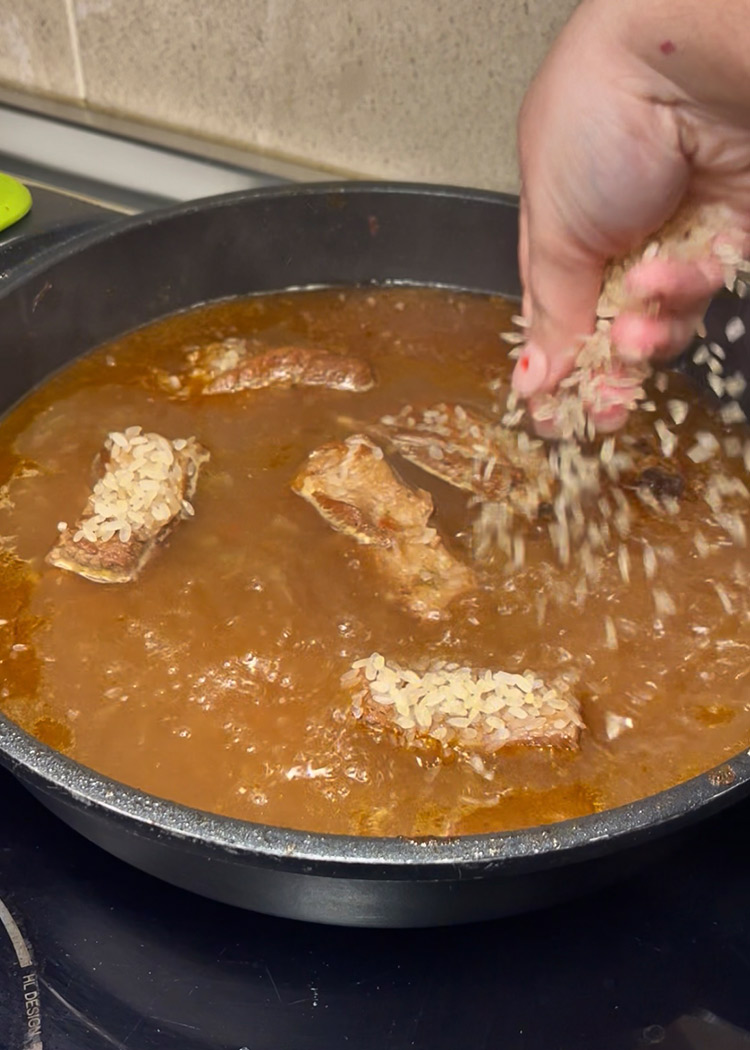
[1,287,749,836]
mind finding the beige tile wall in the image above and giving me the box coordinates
[0,0,79,97]
[0,0,579,192]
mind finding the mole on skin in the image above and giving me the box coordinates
[660,40,677,55]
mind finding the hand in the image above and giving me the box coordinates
[512,0,750,429]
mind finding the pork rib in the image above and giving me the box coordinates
[47,427,209,583]
[343,653,583,764]
[292,435,475,617]
[170,338,375,395]
[375,403,553,512]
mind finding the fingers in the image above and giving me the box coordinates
[608,254,728,363]
[513,340,579,398]
[528,364,641,437]
[589,403,630,433]
[625,256,724,307]
[612,310,706,362]
[518,195,530,292]
[520,256,717,395]
[523,302,703,438]
[520,251,724,442]
[512,212,605,398]
[528,396,629,438]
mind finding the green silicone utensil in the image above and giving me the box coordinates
[0,173,32,232]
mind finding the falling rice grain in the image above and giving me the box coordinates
[654,419,677,457]
[600,437,615,465]
[687,444,716,464]
[604,616,618,650]
[714,582,735,615]
[643,543,657,580]
[720,401,747,425]
[667,400,689,425]
[726,316,746,343]
[725,372,747,399]
[605,713,634,741]
[512,534,525,570]
[653,589,676,617]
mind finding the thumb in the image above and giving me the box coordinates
[513,198,605,398]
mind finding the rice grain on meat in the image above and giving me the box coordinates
[343,653,584,767]
[47,427,209,583]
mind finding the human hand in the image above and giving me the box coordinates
[512,0,750,431]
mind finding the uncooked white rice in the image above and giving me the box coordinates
[71,427,202,545]
[726,317,746,343]
[344,653,582,761]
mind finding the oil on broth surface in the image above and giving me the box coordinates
[1,287,749,837]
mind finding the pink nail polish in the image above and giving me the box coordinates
[512,344,548,397]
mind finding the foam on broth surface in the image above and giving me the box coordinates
[1,287,749,836]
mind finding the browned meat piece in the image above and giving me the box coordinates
[636,466,685,502]
[291,434,432,546]
[370,532,476,618]
[47,427,209,583]
[168,338,375,395]
[342,653,583,766]
[619,434,693,508]
[374,403,553,513]
[292,435,475,617]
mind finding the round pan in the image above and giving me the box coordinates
[1,183,749,928]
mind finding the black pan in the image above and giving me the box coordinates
[1,182,749,928]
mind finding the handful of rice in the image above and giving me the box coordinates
[476,203,750,577]
[513,202,749,441]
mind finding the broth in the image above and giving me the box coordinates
[1,286,749,837]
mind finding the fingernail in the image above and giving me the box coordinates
[616,344,652,363]
[512,343,548,397]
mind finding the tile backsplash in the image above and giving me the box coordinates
[0,0,79,98]
[1,0,579,191]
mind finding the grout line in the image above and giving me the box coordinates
[62,0,86,100]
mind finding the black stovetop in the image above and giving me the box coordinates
[2,183,750,1050]
[2,760,750,1050]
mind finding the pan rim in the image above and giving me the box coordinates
[0,179,520,299]
[3,708,749,875]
